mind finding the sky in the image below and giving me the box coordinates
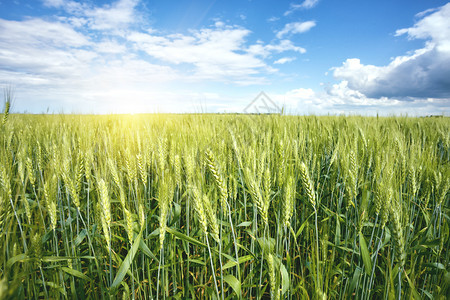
[0,0,449,115]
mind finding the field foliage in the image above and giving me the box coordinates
[0,114,448,299]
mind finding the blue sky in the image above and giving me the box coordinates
[0,0,449,115]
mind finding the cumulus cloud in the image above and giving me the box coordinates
[0,18,89,48]
[276,21,316,39]
[332,3,450,99]
[0,5,179,113]
[43,0,66,7]
[0,0,313,113]
[274,57,296,64]
[128,26,305,84]
[284,0,319,16]
[247,39,306,58]
[94,39,127,54]
[395,4,450,52]
[84,0,139,30]
[0,18,176,93]
[43,0,88,15]
[322,81,449,115]
[0,18,93,83]
[128,28,267,84]
[44,0,139,31]
[273,83,448,116]
[0,0,308,88]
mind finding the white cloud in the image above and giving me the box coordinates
[214,21,225,28]
[44,0,139,31]
[276,21,316,39]
[0,13,180,113]
[84,0,139,30]
[0,18,93,83]
[271,83,449,116]
[272,88,326,115]
[95,39,127,54]
[324,81,449,115]
[395,3,450,52]
[0,18,89,48]
[43,0,66,7]
[284,0,319,16]
[285,88,316,101]
[43,0,87,15]
[247,40,306,57]
[274,57,296,64]
[0,0,312,113]
[1,0,309,93]
[128,27,265,83]
[415,7,439,18]
[266,40,307,54]
[128,26,305,84]
[332,3,450,99]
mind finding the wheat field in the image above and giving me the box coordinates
[0,113,448,299]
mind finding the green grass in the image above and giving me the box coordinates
[0,113,448,299]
